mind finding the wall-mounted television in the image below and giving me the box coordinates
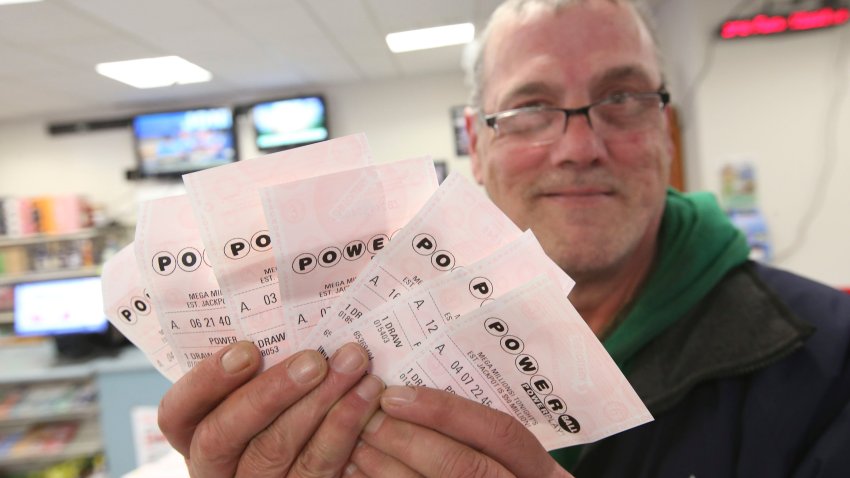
[251,95,329,152]
[132,106,237,177]
[13,276,108,337]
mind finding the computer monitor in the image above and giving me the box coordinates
[132,106,238,178]
[13,276,109,337]
[251,95,329,152]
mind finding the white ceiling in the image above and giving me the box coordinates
[0,0,505,123]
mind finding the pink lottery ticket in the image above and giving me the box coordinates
[101,243,182,382]
[390,276,653,450]
[260,157,438,349]
[182,134,373,369]
[306,173,523,350]
[135,195,236,372]
[315,230,575,377]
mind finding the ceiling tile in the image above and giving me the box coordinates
[394,45,468,76]
[366,0,476,32]
[64,0,225,37]
[0,1,115,45]
[0,78,92,120]
[0,41,68,77]
[0,0,503,121]
[27,70,142,103]
[304,0,400,80]
[46,37,159,67]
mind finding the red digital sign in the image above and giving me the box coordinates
[720,6,849,39]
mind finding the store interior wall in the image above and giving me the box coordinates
[653,0,850,288]
[0,71,473,224]
[0,0,847,289]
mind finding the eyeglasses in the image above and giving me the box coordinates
[481,87,670,146]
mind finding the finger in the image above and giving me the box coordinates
[287,374,385,477]
[341,463,370,478]
[349,440,423,478]
[158,341,261,456]
[233,343,370,477]
[188,349,328,478]
[380,386,567,477]
[362,410,513,478]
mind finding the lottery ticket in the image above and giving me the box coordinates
[314,230,575,376]
[101,243,181,382]
[390,276,653,450]
[260,157,438,348]
[135,194,236,372]
[183,134,373,368]
[305,173,523,350]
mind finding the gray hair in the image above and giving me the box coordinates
[463,0,663,111]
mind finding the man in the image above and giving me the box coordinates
[463,1,850,476]
[158,1,850,476]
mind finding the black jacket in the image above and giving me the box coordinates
[574,262,850,477]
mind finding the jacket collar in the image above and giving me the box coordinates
[625,262,814,415]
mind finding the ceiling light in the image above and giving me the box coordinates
[95,56,212,89]
[386,23,475,53]
[0,0,43,5]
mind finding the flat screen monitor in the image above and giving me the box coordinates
[251,95,329,152]
[13,276,109,337]
[132,106,237,177]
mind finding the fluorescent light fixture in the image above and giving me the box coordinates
[386,23,475,53]
[0,0,43,5]
[95,56,212,89]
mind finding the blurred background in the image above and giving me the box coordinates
[0,0,847,476]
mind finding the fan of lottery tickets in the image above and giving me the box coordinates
[101,133,652,450]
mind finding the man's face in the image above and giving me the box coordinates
[468,0,673,279]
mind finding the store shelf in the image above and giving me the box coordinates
[0,418,103,469]
[0,229,101,248]
[0,379,98,422]
[0,266,101,287]
[0,375,103,472]
[0,404,98,428]
[0,311,11,325]
[0,342,165,476]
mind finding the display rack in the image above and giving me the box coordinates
[0,225,129,335]
[0,229,103,248]
[0,419,102,470]
[0,267,102,288]
[0,228,108,285]
[0,342,170,477]
[0,377,103,473]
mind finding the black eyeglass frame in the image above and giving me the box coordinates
[482,86,671,133]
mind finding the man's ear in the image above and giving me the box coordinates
[465,106,484,184]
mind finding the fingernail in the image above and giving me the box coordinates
[344,463,358,476]
[354,375,384,401]
[220,342,253,374]
[331,343,366,373]
[288,351,324,384]
[381,386,417,408]
[364,410,386,434]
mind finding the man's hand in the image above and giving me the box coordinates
[158,341,383,477]
[351,386,574,478]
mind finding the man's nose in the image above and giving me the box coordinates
[548,112,603,168]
